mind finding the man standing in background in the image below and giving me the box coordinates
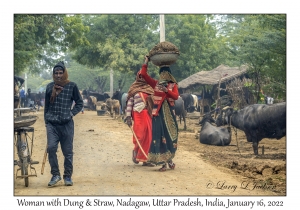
[19,87,26,107]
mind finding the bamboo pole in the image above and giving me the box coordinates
[129,126,148,159]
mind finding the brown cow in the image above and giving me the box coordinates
[104,98,120,119]
[14,76,24,109]
[88,96,98,110]
[198,98,212,115]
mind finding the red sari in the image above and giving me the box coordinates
[132,106,152,162]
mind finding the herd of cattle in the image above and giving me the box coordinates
[81,90,201,122]
[81,89,286,156]
[80,90,123,118]
[14,75,286,156]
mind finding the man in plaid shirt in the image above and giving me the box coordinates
[44,61,83,187]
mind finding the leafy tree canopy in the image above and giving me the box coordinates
[219,14,286,100]
[72,14,158,75]
[15,14,286,101]
[162,14,231,81]
[14,14,89,75]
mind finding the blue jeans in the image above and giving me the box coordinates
[46,119,74,178]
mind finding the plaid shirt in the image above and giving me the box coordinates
[44,81,83,125]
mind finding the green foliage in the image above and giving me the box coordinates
[73,15,156,75]
[14,14,89,75]
[26,74,47,92]
[65,52,136,93]
[67,65,109,92]
[41,80,52,87]
[15,14,286,104]
[161,14,230,81]
[40,70,52,80]
[217,14,286,102]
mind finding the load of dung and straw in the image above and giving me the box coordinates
[147,41,180,67]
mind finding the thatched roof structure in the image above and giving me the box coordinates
[178,64,248,90]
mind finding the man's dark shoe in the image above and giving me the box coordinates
[48,175,61,187]
[64,176,73,186]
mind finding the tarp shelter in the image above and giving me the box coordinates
[178,64,248,91]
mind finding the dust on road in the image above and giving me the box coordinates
[14,109,284,196]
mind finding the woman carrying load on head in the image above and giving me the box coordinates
[140,56,179,172]
[125,70,155,166]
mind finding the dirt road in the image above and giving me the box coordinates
[13,109,285,197]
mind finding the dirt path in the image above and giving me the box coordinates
[14,109,280,196]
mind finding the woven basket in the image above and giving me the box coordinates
[14,115,38,128]
[150,52,179,66]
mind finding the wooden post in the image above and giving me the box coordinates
[199,85,205,122]
[25,73,27,98]
[110,68,113,97]
[160,14,165,42]
[217,75,222,110]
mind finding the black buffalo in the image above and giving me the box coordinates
[199,113,231,146]
[216,102,286,155]
[174,97,187,130]
[82,90,110,102]
[111,90,123,102]
[180,93,195,113]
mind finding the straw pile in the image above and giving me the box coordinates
[147,41,180,57]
